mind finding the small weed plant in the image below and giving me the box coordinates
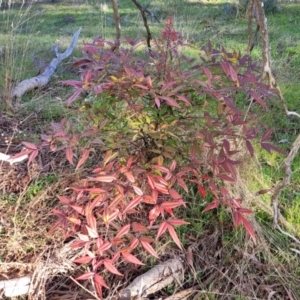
[15,18,283,298]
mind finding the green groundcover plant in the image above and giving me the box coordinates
[14,17,283,298]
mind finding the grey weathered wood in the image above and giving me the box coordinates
[11,27,81,99]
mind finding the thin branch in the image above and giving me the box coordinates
[131,0,153,49]
[247,0,300,243]
[271,134,300,228]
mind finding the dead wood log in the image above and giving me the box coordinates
[117,258,184,300]
[0,275,31,297]
[0,241,82,298]
[11,27,82,99]
[0,151,28,164]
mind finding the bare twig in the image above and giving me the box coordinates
[247,0,300,243]
[131,0,153,48]
[271,134,300,241]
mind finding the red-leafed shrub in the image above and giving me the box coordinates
[14,17,283,298]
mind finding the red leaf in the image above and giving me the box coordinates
[261,142,285,154]
[126,157,134,169]
[177,178,188,193]
[76,272,95,281]
[160,80,177,93]
[160,96,180,108]
[169,160,177,172]
[78,233,89,242]
[104,260,123,276]
[155,97,161,108]
[169,189,182,200]
[66,147,74,165]
[76,149,90,170]
[115,224,130,238]
[48,220,63,235]
[202,200,220,212]
[167,218,189,226]
[28,150,39,165]
[233,211,242,227]
[228,64,238,82]
[261,128,273,142]
[9,149,32,161]
[132,185,143,196]
[87,214,97,231]
[89,175,116,182]
[86,225,98,238]
[140,236,155,243]
[161,200,185,210]
[147,175,155,189]
[156,222,168,240]
[73,256,93,264]
[94,282,103,299]
[67,217,81,225]
[123,196,142,215]
[140,240,159,258]
[149,206,160,224]
[22,141,38,150]
[249,91,266,108]
[70,205,85,215]
[152,165,169,173]
[241,216,256,244]
[121,252,145,265]
[124,171,135,183]
[201,66,212,80]
[132,222,148,232]
[94,273,109,289]
[85,187,106,194]
[103,209,119,224]
[237,207,252,214]
[246,140,254,156]
[176,95,191,106]
[154,182,169,194]
[129,238,139,250]
[167,224,183,250]
[133,84,149,90]
[198,185,206,198]
[97,242,112,253]
[220,61,229,76]
[69,240,88,248]
[218,174,236,182]
[57,196,70,204]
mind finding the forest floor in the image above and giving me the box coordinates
[1,0,300,299]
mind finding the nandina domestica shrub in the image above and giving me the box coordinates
[14,17,284,298]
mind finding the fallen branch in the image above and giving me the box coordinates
[0,276,31,298]
[0,151,28,164]
[0,240,82,298]
[118,258,184,299]
[11,27,82,99]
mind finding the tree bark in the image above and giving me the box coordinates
[111,0,121,45]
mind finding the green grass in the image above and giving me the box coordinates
[1,0,300,298]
